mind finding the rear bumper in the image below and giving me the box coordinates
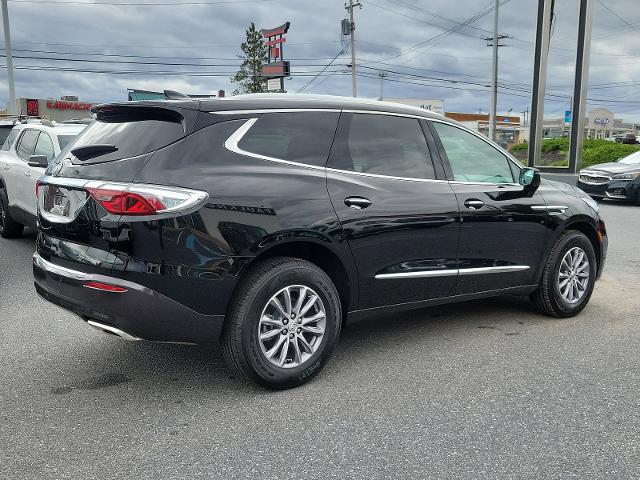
[33,253,224,344]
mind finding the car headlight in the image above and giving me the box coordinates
[613,172,640,180]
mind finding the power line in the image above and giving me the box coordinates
[297,45,349,93]
[596,0,637,31]
[380,0,510,62]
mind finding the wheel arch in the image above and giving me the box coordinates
[556,217,601,271]
[242,238,358,314]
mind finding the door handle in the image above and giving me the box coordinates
[464,199,485,210]
[24,171,31,177]
[2,166,9,170]
[344,196,372,210]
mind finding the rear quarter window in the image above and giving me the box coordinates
[237,112,339,167]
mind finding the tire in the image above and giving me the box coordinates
[0,188,24,239]
[221,256,342,389]
[531,230,597,317]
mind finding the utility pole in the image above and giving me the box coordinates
[483,2,510,142]
[346,0,362,97]
[489,0,499,142]
[378,71,387,100]
[1,0,16,115]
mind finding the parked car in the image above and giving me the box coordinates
[0,120,86,237]
[578,151,640,203]
[32,94,607,389]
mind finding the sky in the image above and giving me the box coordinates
[1,0,639,122]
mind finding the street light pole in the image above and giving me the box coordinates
[1,0,16,115]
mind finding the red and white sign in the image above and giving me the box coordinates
[46,100,93,111]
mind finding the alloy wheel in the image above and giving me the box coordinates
[258,285,327,369]
[557,246,590,304]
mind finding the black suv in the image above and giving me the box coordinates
[33,94,607,389]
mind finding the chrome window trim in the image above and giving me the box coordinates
[220,108,530,188]
[375,265,529,279]
[224,116,524,187]
[213,108,342,115]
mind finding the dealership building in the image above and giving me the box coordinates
[541,108,639,139]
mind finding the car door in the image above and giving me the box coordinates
[19,131,54,216]
[326,112,460,310]
[429,120,551,294]
[8,129,39,213]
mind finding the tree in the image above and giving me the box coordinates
[231,22,267,95]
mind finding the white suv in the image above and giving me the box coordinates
[0,120,86,238]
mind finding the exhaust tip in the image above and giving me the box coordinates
[87,320,141,341]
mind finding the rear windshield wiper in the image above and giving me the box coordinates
[71,144,118,160]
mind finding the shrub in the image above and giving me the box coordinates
[583,143,640,167]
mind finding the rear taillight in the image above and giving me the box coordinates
[83,182,208,217]
[86,187,165,216]
[36,180,42,198]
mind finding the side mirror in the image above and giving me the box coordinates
[28,154,49,168]
[519,167,541,190]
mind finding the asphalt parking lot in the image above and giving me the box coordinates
[1,200,639,479]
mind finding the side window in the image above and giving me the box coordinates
[34,132,55,161]
[15,129,39,160]
[237,112,340,167]
[329,114,436,179]
[1,128,19,151]
[432,122,515,184]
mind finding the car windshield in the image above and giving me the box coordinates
[57,134,78,150]
[619,151,640,165]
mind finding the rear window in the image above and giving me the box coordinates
[238,112,339,167]
[68,107,185,164]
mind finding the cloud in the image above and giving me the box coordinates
[1,0,639,121]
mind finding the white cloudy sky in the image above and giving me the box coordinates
[1,0,639,121]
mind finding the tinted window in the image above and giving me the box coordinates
[16,129,39,160]
[238,112,339,167]
[1,127,19,151]
[0,126,12,146]
[432,122,514,184]
[330,114,435,179]
[34,132,55,161]
[68,108,185,164]
[57,134,78,150]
